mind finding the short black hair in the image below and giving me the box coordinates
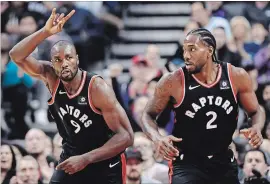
[50,40,76,54]
[187,28,220,63]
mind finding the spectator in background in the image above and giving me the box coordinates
[244,1,270,30]
[75,1,124,41]
[58,2,105,70]
[1,33,34,140]
[2,2,27,35]
[125,147,162,184]
[230,16,261,64]
[254,43,270,85]
[25,128,54,183]
[1,144,17,184]
[1,33,10,75]
[206,1,232,20]
[251,23,269,47]
[10,155,42,184]
[167,21,199,71]
[52,133,62,162]
[132,96,149,127]
[16,12,52,125]
[241,149,270,183]
[264,122,270,140]
[191,2,232,40]
[133,132,169,184]
[245,65,259,92]
[212,26,241,67]
[262,83,270,122]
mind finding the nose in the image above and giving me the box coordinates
[184,51,191,61]
[61,60,68,69]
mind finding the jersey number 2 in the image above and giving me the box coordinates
[206,111,217,129]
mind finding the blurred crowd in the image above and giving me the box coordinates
[1,1,270,184]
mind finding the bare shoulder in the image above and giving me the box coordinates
[91,76,111,94]
[155,70,182,97]
[91,76,117,109]
[230,65,251,92]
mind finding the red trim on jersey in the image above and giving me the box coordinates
[227,63,237,103]
[191,64,222,88]
[121,153,126,184]
[48,78,60,105]
[168,160,173,184]
[66,71,87,99]
[174,68,185,108]
[88,75,102,115]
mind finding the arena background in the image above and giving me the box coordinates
[1,1,270,183]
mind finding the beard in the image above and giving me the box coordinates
[60,67,78,82]
[186,64,203,74]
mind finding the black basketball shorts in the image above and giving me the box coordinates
[50,153,126,184]
[169,149,240,184]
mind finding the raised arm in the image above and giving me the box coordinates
[84,77,133,163]
[232,66,265,147]
[9,8,75,82]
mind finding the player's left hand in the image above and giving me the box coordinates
[56,155,89,175]
[240,127,263,148]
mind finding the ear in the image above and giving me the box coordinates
[51,60,54,68]
[209,47,214,55]
[76,55,79,65]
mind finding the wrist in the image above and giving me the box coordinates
[40,27,52,38]
[82,153,92,165]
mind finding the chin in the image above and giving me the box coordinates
[187,66,201,74]
[61,75,74,82]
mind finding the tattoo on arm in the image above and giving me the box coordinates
[146,73,174,120]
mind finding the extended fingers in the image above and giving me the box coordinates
[63,10,75,23]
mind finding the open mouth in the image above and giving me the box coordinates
[62,69,70,74]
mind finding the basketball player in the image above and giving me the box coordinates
[141,28,265,184]
[9,9,134,184]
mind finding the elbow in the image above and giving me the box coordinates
[9,48,22,63]
[124,131,134,148]
[9,49,15,60]
[9,48,18,62]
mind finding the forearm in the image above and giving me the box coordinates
[251,106,265,131]
[141,112,162,142]
[9,28,50,62]
[83,132,132,164]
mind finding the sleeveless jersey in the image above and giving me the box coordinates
[48,71,114,155]
[172,62,238,156]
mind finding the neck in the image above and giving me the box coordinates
[193,61,219,85]
[62,69,83,95]
[142,158,155,170]
[126,178,141,184]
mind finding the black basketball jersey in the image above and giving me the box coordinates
[172,62,238,156]
[48,71,114,155]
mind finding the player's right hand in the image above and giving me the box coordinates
[44,8,75,36]
[154,135,182,161]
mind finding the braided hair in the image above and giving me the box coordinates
[186,28,221,64]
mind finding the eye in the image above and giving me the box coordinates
[54,58,60,62]
[191,48,196,52]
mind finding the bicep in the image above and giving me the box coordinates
[91,78,132,134]
[102,102,130,133]
[236,68,259,114]
[144,74,173,118]
[15,56,51,80]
